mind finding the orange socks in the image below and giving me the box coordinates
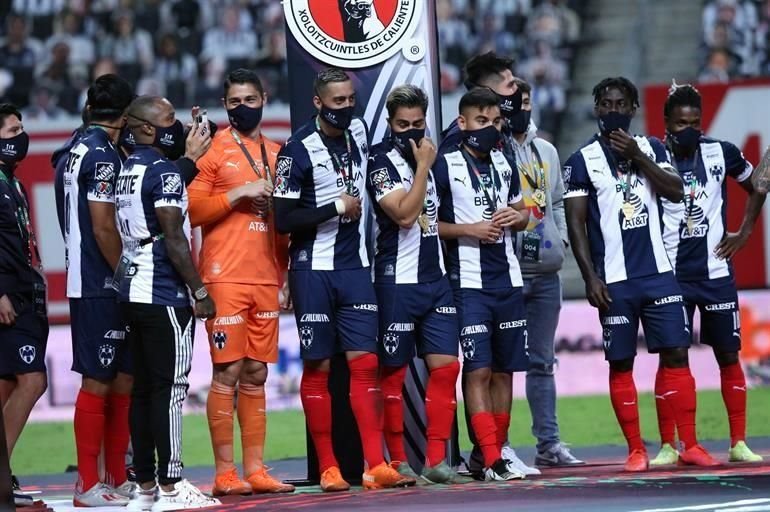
[207,381,236,474]
[238,383,267,476]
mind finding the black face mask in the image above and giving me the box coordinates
[463,125,500,155]
[153,119,185,160]
[498,88,523,120]
[228,104,263,133]
[668,127,701,153]
[0,132,29,164]
[320,104,354,130]
[598,111,632,137]
[392,127,425,168]
[507,109,531,135]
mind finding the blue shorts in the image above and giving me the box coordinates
[454,287,529,373]
[70,298,132,380]
[0,294,48,376]
[375,277,458,367]
[289,268,378,360]
[601,272,690,361]
[679,276,741,352]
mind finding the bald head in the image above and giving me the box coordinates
[127,95,175,145]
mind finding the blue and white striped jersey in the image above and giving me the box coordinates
[367,140,444,285]
[563,135,673,284]
[273,117,370,271]
[434,147,523,290]
[60,127,121,298]
[114,146,191,307]
[659,137,753,282]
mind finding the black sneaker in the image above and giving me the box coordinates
[12,475,34,507]
[483,458,525,481]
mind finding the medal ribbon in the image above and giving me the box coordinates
[316,117,353,194]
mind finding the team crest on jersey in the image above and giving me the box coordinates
[98,344,116,368]
[283,0,421,69]
[299,326,314,349]
[19,345,36,364]
[562,165,572,184]
[370,168,394,194]
[96,181,113,196]
[95,162,115,181]
[275,156,292,193]
[161,173,182,195]
[212,331,227,350]
[382,333,399,355]
[460,337,476,360]
[709,163,724,178]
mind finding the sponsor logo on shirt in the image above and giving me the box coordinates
[95,162,115,181]
[160,173,182,195]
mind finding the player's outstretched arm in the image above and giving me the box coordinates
[156,206,215,319]
[565,195,611,311]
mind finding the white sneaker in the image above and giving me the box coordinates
[115,480,139,499]
[127,485,156,512]
[151,479,220,512]
[502,445,541,476]
[74,482,130,507]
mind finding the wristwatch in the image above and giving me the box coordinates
[193,287,209,301]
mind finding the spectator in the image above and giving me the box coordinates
[23,85,67,120]
[12,0,65,40]
[200,5,258,70]
[699,21,743,78]
[475,12,517,57]
[45,10,96,76]
[35,41,82,113]
[0,15,42,108]
[699,48,733,83]
[154,34,197,107]
[194,56,226,108]
[437,0,475,73]
[255,30,289,103]
[101,10,154,85]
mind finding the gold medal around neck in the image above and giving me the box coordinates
[532,189,547,208]
[417,213,430,233]
[622,201,635,220]
[687,217,694,234]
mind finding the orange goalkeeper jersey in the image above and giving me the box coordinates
[189,127,288,285]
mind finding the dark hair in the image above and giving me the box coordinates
[0,103,22,130]
[513,77,531,96]
[223,68,265,97]
[664,82,701,118]
[87,74,134,121]
[463,52,514,90]
[313,67,351,96]
[386,85,429,118]
[459,88,500,115]
[592,77,640,108]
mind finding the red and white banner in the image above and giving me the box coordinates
[644,79,770,289]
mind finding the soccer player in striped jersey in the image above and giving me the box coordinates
[115,95,220,511]
[652,83,766,466]
[57,75,135,507]
[189,69,294,495]
[564,77,718,472]
[273,68,414,491]
[367,85,467,485]
[435,88,530,481]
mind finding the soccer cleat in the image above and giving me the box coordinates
[678,444,720,467]
[12,475,34,508]
[624,449,649,472]
[127,485,156,512]
[114,480,139,499]
[246,467,295,493]
[320,466,351,492]
[391,461,421,481]
[151,479,220,511]
[74,481,130,507]
[362,462,416,490]
[484,458,526,481]
[534,442,585,467]
[421,461,474,485]
[212,468,252,496]
[502,445,541,476]
[650,443,679,466]
[729,441,764,463]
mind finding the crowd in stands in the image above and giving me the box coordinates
[0,0,581,138]
[700,0,770,82]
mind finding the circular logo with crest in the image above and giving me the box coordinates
[283,0,422,69]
